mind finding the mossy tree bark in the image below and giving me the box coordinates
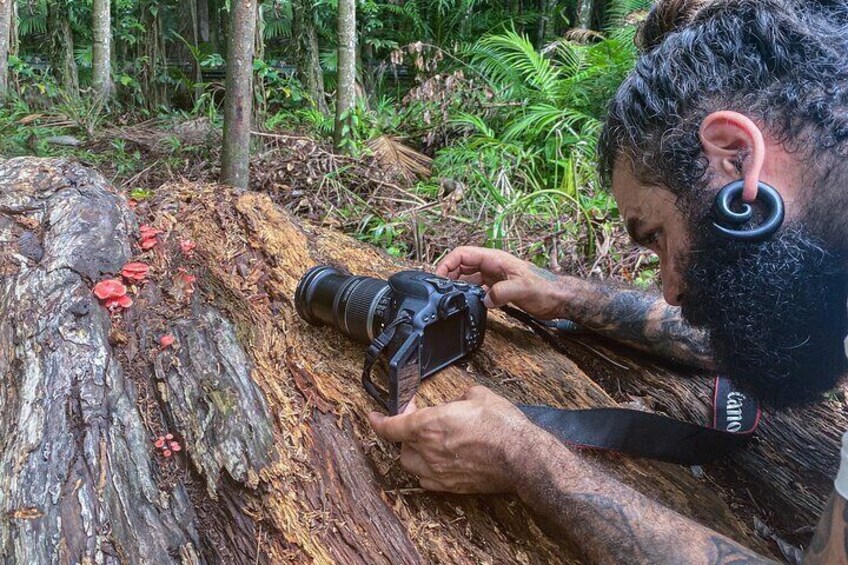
[2,158,838,562]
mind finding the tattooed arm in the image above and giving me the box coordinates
[805,491,848,563]
[371,386,774,564]
[515,417,774,564]
[552,271,715,370]
[436,246,714,370]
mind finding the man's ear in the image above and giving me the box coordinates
[699,111,766,202]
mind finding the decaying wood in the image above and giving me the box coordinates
[3,157,835,563]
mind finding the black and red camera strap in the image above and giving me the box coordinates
[501,305,760,466]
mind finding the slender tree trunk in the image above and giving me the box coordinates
[189,0,203,104]
[0,0,13,102]
[92,0,114,101]
[198,0,210,42]
[50,4,80,98]
[535,0,556,47]
[577,0,593,30]
[292,0,327,114]
[221,0,257,189]
[61,19,79,98]
[334,0,356,149]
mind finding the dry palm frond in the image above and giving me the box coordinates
[366,135,432,183]
[562,28,606,44]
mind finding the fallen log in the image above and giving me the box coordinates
[0,156,823,562]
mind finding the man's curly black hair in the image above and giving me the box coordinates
[598,0,848,223]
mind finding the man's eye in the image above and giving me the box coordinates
[644,230,661,247]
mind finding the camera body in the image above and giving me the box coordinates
[295,267,488,414]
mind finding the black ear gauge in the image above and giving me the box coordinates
[711,180,785,242]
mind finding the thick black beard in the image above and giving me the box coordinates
[680,223,848,407]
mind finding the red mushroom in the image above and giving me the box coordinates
[121,262,151,283]
[104,295,133,310]
[138,225,163,251]
[180,239,196,257]
[93,279,127,300]
[154,437,166,449]
[159,334,175,348]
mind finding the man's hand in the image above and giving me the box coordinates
[436,246,566,320]
[368,386,535,493]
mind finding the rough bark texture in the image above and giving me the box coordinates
[221,0,257,189]
[0,0,13,100]
[2,157,840,562]
[334,0,356,148]
[92,0,114,101]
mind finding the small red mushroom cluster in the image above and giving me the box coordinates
[139,224,163,250]
[153,433,182,458]
[92,261,152,312]
[121,262,150,283]
[180,239,196,257]
[93,279,133,311]
[159,333,175,348]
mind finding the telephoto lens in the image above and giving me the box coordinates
[295,266,392,343]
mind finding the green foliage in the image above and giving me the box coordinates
[429,27,637,254]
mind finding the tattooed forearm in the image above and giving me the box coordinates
[514,427,775,564]
[805,491,848,564]
[554,276,715,370]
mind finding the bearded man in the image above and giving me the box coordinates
[368,0,848,562]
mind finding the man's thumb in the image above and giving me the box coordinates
[483,279,525,308]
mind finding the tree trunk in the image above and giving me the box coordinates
[92,0,114,101]
[292,0,328,114]
[535,0,556,48]
[189,0,204,104]
[4,157,836,562]
[334,0,356,149]
[51,3,80,98]
[0,0,13,102]
[221,0,257,189]
[198,0,211,43]
[576,0,592,30]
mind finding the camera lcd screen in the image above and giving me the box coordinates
[420,315,465,377]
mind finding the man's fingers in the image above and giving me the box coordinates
[401,398,418,415]
[458,273,484,286]
[461,385,491,401]
[483,278,527,308]
[419,477,448,492]
[399,445,431,477]
[368,410,418,443]
[437,247,502,281]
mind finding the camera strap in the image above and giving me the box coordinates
[500,305,760,465]
[361,314,413,412]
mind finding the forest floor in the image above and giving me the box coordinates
[12,113,655,283]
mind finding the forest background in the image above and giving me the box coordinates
[2,0,657,284]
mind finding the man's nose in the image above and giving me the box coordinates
[661,263,684,306]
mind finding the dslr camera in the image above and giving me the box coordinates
[295,266,488,414]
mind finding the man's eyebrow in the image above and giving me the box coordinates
[625,217,646,245]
